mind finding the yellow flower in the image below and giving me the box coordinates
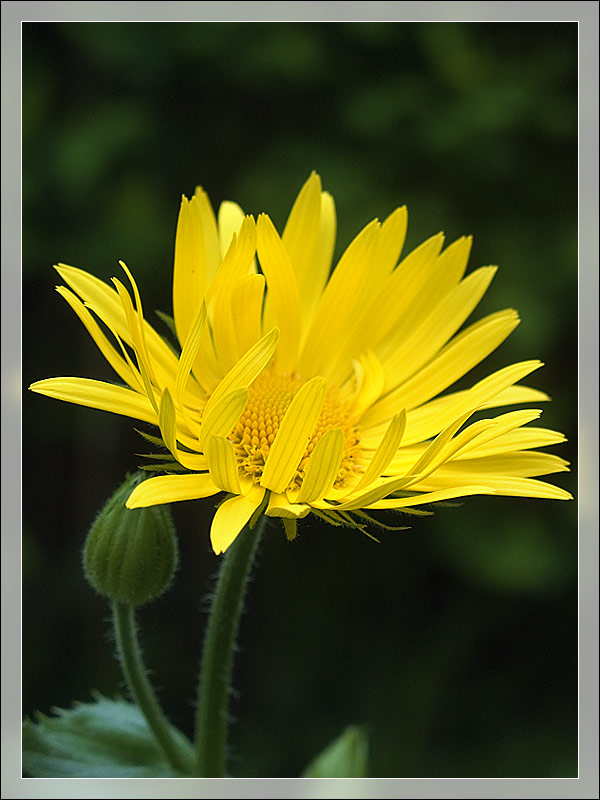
[30,173,572,554]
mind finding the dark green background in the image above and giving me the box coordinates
[22,22,577,778]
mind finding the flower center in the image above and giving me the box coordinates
[228,371,360,490]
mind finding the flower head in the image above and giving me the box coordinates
[30,173,572,554]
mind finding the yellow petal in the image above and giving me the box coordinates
[382,266,498,391]
[229,274,266,359]
[206,435,242,494]
[298,219,380,380]
[209,216,258,371]
[172,195,206,347]
[300,190,337,341]
[347,232,445,358]
[406,475,572,500]
[199,387,249,449]
[126,472,219,508]
[261,376,327,493]
[434,451,570,478]
[193,186,222,284]
[296,428,345,503]
[461,425,567,459]
[256,214,301,373]
[157,387,205,471]
[56,286,143,392]
[112,276,159,413]
[218,200,246,257]
[29,377,157,424]
[363,382,550,449]
[210,485,266,554]
[353,411,406,492]
[366,485,497,509]
[175,301,207,402]
[200,327,279,430]
[281,172,322,328]
[266,492,311,518]
[56,264,178,385]
[361,309,521,426]
[348,349,385,420]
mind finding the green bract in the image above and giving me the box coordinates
[83,472,178,606]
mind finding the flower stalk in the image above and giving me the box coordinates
[194,515,266,777]
[112,601,194,775]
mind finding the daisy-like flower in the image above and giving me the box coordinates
[30,173,572,554]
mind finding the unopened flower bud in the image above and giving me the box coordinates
[83,472,178,606]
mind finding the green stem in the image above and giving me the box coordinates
[194,516,265,777]
[112,601,194,775]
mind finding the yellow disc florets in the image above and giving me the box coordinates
[228,370,360,490]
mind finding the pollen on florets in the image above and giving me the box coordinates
[227,370,361,490]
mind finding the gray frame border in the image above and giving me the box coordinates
[3,2,598,798]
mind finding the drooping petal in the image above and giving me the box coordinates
[126,472,219,509]
[206,435,242,494]
[210,485,266,554]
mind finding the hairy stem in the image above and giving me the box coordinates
[194,517,265,777]
[112,601,194,774]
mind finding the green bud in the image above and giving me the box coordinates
[83,472,178,606]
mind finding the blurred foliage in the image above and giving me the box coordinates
[22,22,577,778]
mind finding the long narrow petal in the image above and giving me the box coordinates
[296,428,345,503]
[348,350,386,420]
[282,172,322,329]
[56,264,179,384]
[56,286,143,391]
[193,185,222,284]
[362,382,550,449]
[200,327,279,428]
[366,485,497,509]
[353,411,406,492]
[228,274,266,360]
[199,388,249,448]
[29,377,157,424]
[261,376,327,493]
[298,219,380,380]
[210,485,266,554]
[382,266,498,391]
[406,475,573,500]
[175,301,207,403]
[299,190,337,342]
[256,214,301,373]
[126,472,220,508]
[361,310,522,426]
[459,425,567,459]
[173,195,206,346]
[206,435,242,494]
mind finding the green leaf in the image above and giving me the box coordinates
[301,725,369,778]
[23,692,193,777]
